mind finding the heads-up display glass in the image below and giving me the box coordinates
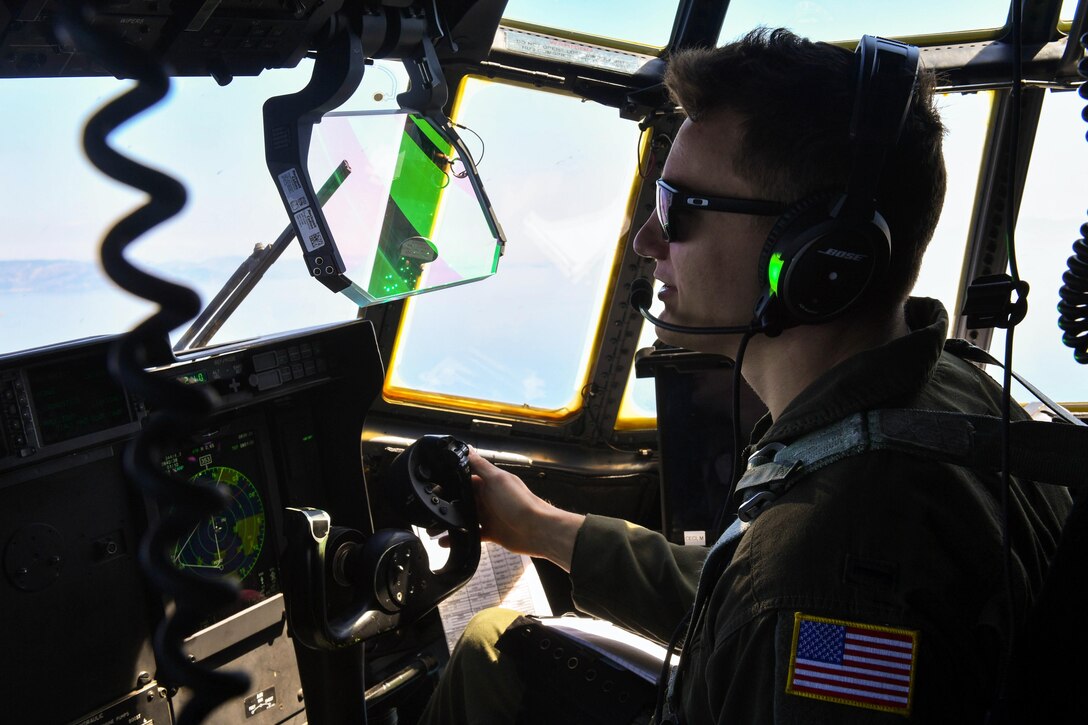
[308,110,504,307]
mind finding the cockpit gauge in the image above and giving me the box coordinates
[171,466,266,581]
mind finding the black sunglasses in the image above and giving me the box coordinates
[655,179,787,241]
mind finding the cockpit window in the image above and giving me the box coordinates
[718,0,1008,43]
[990,88,1088,405]
[911,91,993,304]
[383,76,642,418]
[1,58,499,357]
[615,307,661,430]
[1,64,371,356]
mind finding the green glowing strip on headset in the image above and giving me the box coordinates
[768,252,785,295]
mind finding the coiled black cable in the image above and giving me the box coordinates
[1057,33,1088,365]
[1062,233,1088,363]
[54,4,249,723]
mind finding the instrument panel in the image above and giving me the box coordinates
[0,319,385,723]
[1,342,140,471]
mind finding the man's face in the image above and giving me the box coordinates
[632,111,776,355]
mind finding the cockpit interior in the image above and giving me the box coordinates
[1,1,1086,723]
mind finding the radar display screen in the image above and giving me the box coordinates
[160,422,280,612]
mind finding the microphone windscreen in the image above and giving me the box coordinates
[629,278,654,311]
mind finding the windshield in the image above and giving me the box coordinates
[2,1,1085,409]
[1,58,502,356]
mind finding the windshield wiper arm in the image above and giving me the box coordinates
[173,160,352,354]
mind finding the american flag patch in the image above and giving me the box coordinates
[786,612,917,716]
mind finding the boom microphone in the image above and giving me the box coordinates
[629,278,767,335]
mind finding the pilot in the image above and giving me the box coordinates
[419,28,1071,723]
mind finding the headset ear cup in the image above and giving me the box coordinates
[757,191,839,330]
[754,193,837,334]
[758,191,890,326]
[757,192,839,290]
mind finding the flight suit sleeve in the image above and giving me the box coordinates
[567,514,707,644]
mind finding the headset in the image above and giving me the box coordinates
[754,35,920,332]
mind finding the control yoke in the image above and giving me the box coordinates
[282,435,480,650]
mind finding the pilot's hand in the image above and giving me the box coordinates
[468,450,585,572]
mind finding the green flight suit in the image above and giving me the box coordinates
[422,298,1071,723]
[573,298,1070,722]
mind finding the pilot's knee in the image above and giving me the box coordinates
[456,607,523,664]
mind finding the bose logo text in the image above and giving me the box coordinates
[819,248,867,262]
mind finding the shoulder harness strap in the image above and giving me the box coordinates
[736,340,1087,523]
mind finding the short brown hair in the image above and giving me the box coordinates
[664,28,947,311]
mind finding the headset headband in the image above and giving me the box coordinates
[755,34,921,330]
[841,35,920,221]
